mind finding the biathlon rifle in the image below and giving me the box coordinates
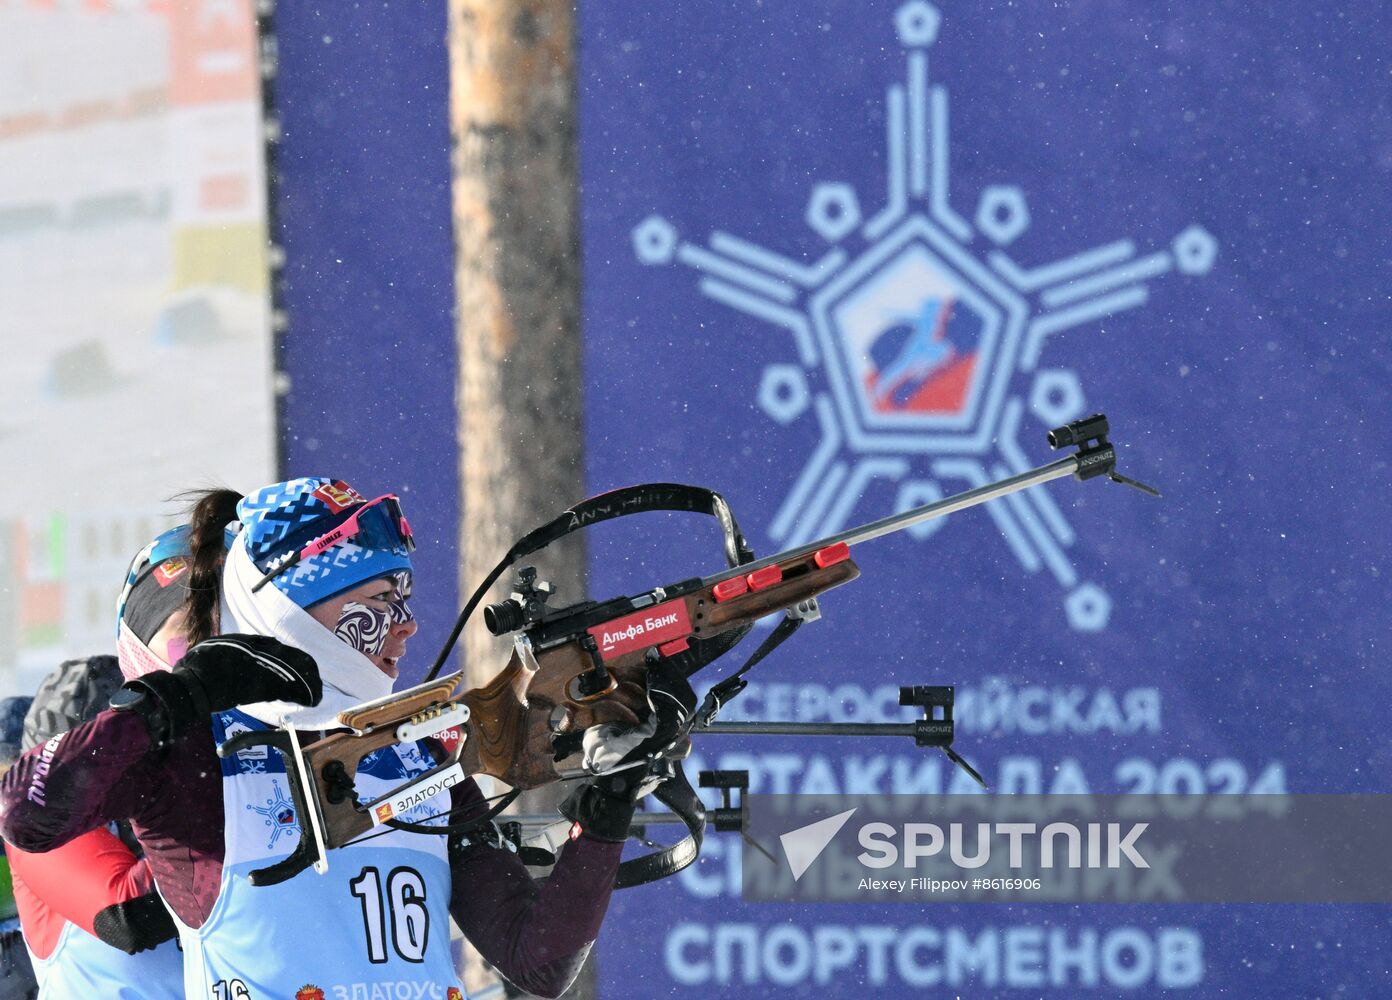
[221,413,1157,886]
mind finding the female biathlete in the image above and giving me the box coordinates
[0,477,681,999]
[8,654,183,998]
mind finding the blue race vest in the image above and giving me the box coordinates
[177,710,465,1000]
[26,918,183,999]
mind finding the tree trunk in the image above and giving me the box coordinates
[448,1,591,997]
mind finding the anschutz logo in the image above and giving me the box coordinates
[635,1,1216,631]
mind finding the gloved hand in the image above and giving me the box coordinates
[559,660,696,842]
[93,892,178,955]
[116,634,321,742]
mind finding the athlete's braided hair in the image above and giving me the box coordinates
[181,488,244,646]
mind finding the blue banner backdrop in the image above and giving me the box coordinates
[579,1,1391,996]
[273,2,459,674]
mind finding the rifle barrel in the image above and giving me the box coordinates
[703,453,1078,584]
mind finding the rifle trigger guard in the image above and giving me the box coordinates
[568,674,618,703]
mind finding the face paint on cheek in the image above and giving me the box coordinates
[166,638,189,665]
[333,601,394,657]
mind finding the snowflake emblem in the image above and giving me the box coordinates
[633,1,1216,631]
[247,778,299,849]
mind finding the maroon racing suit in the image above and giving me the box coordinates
[0,709,622,998]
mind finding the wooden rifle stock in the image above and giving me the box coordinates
[289,551,860,855]
[462,549,860,784]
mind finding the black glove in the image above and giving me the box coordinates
[93,892,177,955]
[114,634,321,743]
[558,660,696,842]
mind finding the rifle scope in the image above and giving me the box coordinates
[483,598,525,635]
[482,566,554,636]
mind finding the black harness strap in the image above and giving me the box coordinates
[614,763,707,888]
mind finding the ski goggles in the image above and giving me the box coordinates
[115,525,192,640]
[252,494,416,593]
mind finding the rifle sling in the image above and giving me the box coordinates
[694,612,804,725]
[614,763,706,889]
